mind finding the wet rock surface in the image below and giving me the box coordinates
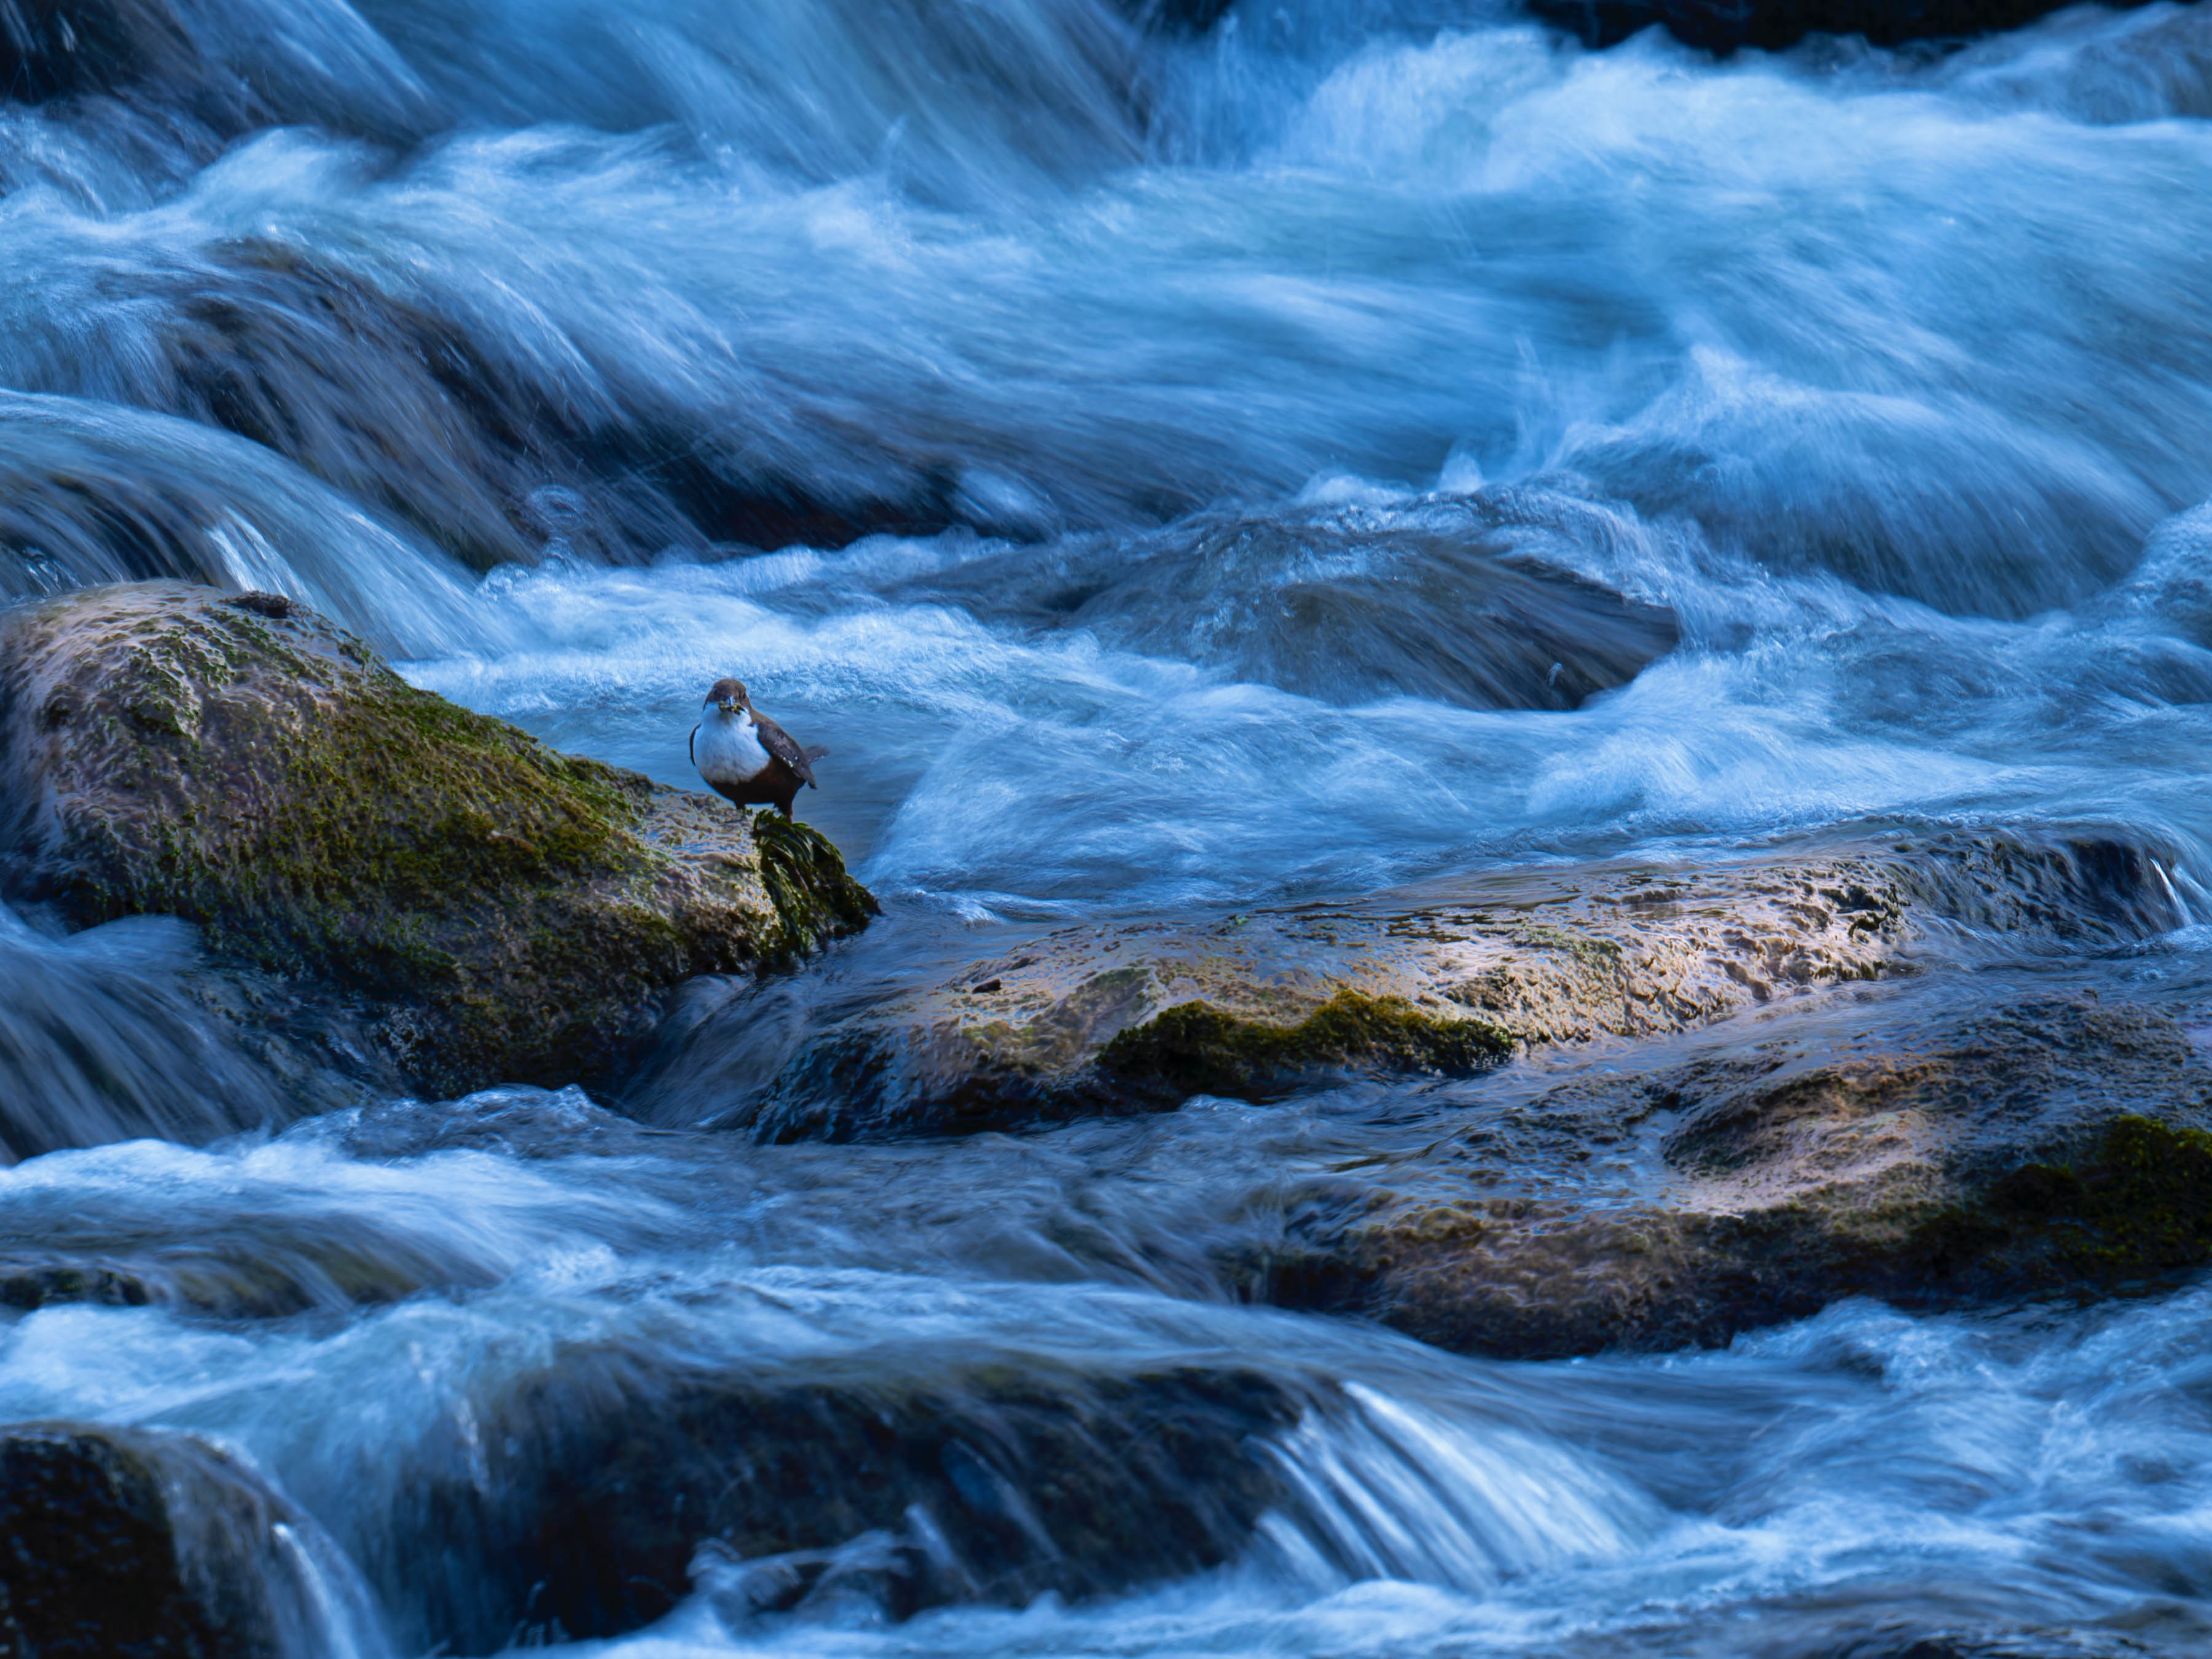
[696,827,2188,1144]
[1261,990,2212,1359]
[885,494,1683,713]
[0,1421,353,1658]
[731,850,1913,1139]
[0,582,874,1100]
[369,1355,1308,1654]
[1540,0,2159,57]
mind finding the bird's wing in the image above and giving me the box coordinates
[754,714,820,786]
[689,723,698,766]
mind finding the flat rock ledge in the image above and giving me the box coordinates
[733,826,2182,1142]
[745,853,1912,1139]
[0,583,874,1098]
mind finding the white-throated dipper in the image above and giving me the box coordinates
[690,677,828,818]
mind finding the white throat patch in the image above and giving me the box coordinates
[695,705,772,784]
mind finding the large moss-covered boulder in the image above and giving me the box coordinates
[0,583,874,1097]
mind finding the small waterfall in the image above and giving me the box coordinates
[1256,1382,1660,1591]
[0,392,495,658]
[0,903,286,1163]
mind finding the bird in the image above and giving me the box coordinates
[689,677,828,819]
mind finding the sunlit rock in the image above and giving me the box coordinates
[0,581,874,1097]
[1262,993,2212,1358]
[732,853,1912,1140]
[698,827,2190,1144]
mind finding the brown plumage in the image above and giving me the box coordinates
[689,677,829,818]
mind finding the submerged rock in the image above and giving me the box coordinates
[363,1355,1306,1653]
[0,1422,369,1658]
[1537,0,2154,57]
[885,494,1682,713]
[1260,992,2212,1359]
[731,851,1911,1139]
[0,582,874,1098]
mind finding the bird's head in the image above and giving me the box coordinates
[705,677,749,715]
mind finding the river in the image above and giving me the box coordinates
[3,1,2211,1654]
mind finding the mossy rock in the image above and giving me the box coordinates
[726,854,1918,1140]
[1263,995,2212,1360]
[1972,1115,2212,1284]
[1099,990,1514,1100]
[0,583,874,1096]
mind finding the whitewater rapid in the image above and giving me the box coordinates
[4,1,2212,1654]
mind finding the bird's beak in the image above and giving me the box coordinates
[718,699,738,713]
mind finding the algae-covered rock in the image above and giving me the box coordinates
[734,852,1908,1139]
[1261,994,2212,1359]
[0,582,874,1096]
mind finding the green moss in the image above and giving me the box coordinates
[1886,1114,2212,1298]
[31,591,874,1093]
[1099,989,1515,1100]
[1983,1114,2212,1279]
[750,810,879,962]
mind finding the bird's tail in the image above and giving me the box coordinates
[802,745,830,762]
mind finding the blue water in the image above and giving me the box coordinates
[4,1,2212,1653]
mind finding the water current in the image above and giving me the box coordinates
[6,1,2212,1653]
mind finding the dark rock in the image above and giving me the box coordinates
[0,582,874,1097]
[0,1421,364,1658]
[1120,0,1240,35]
[0,0,200,106]
[1115,0,2155,55]
[886,494,1681,713]
[363,1355,1306,1654]
[0,1259,152,1311]
[0,0,435,142]
[1524,0,2163,57]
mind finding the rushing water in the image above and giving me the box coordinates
[7,1,2212,1654]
